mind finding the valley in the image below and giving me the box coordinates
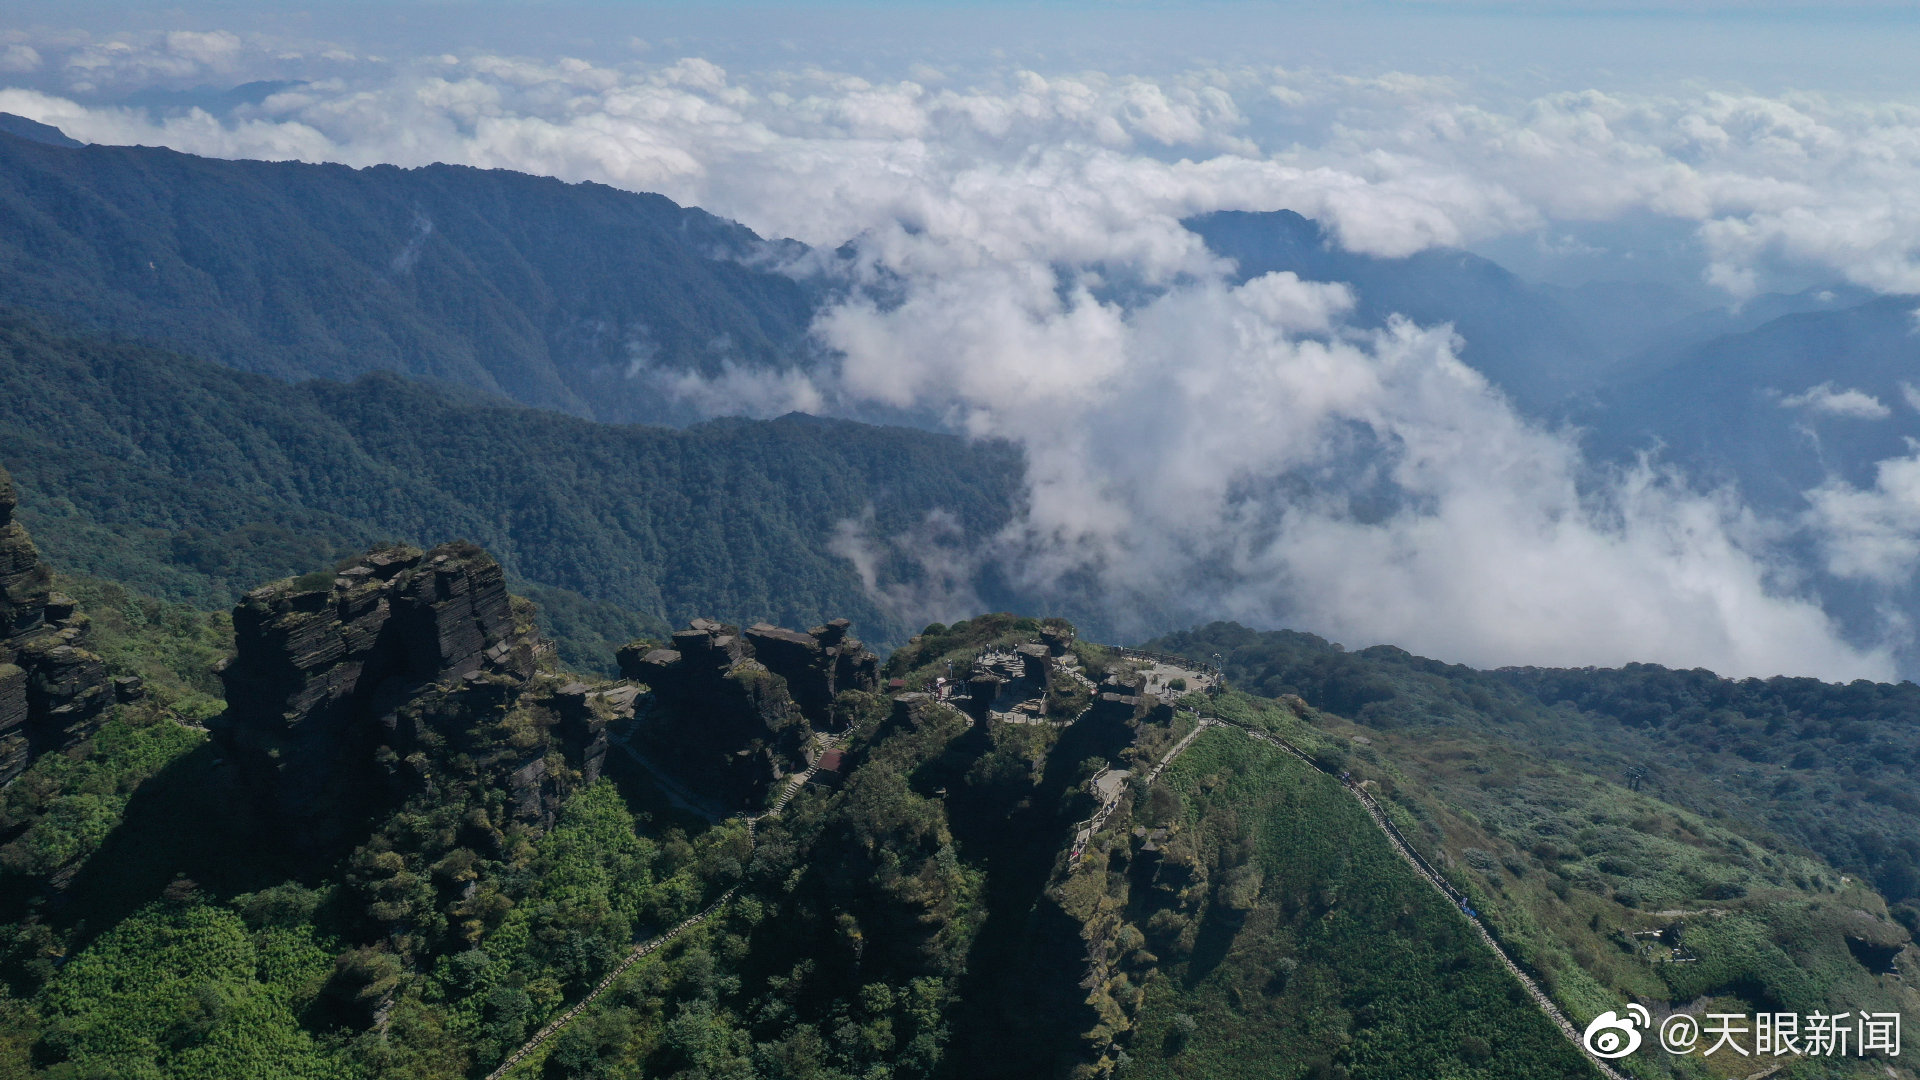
[0,441,1913,1077]
[0,106,1914,1079]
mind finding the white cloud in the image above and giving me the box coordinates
[830,508,986,630]
[1806,446,1920,585]
[0,45,42,74]
[1779,382,1892,419]
[6,44,1920,298]
[164,30,241,68]
[1,38,1914,678]
[645,361,828,420]
[819,261,1887,680]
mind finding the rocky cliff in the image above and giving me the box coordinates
[216,541,614,848]
[0,464,110,782]
[743,617,880,727]
[617,616,878,807]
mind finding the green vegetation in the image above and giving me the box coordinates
[0,580,1066,1079]
[1090,725,1593,1079]
[2,588,1914,1079]
[0,134,818,424]
[0,310,1023,671]
[2,134,1912,1078]
[0,570,228,891]
[36,899,344,1080]
[0,716,202,879]
[0,475,1911,1077]
[49,572,232,721]
[886,614,1072,686]
[1148,623,1920,1077]
[1149,624,1920,918]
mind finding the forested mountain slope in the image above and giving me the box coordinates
[0,457,1911,1077]
[13,121,1908,460]
[0,131,818,423]
[1581,292,1920,511]
[0,518,1609,1080]
[0,311,1024,669]
[1150,622,1920,932]
[1146,623,1920,1078]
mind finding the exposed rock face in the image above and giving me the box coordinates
[1088,670,1173,726]
[1090,691,1142,724]
[744,617,879,728]
[616,616,877,808]
[958,648,1051,721]
[217,542,607,846]
[0,465,110,783]
[961,675,1003,722]
[1014,643,1051,684]
[221,543,536,725]
[1039,625,1075,656]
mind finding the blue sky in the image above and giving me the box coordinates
[13,1,1920,93]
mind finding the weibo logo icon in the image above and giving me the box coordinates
[1582,1004,1651,1059]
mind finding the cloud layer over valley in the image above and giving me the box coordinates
[9,28,1920,679]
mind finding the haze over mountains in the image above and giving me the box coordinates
[0,129,818,425]
[3,115,1920,672]
[3,115,1917,678]
[0,16,1918,1077]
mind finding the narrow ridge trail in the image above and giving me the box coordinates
[1069,709,1628,1080]
[485,725,858,1080]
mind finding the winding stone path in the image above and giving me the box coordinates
[1068,717,1218,864]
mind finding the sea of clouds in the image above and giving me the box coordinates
[7,27,1920,679]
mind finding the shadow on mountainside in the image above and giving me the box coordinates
[936,710,1138,1079]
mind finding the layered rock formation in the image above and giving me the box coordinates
[617,616,878,807]
[0,465,110,782]
[217,541,609,846]
[743,617,879,728]
[1090,671,1146,724]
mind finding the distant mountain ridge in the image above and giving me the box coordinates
[1188,209,1602,407]
[0,309,1024,670]
[0,130,819,424]
[1188,209,1876,410]
[0,112,82,148]
[4,125,1889,436]
[1583,292,1920,509]
[12,128,1920,673]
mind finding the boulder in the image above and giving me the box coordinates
[1015,643,1051,684]
[963,674,1004,721]
[111,674,146,703]
[1091,691,1141,724]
